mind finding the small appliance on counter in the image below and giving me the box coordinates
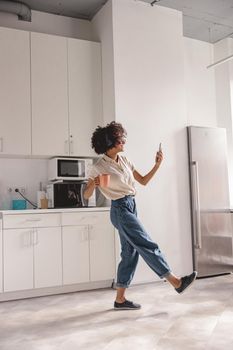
[37,190,48,209]
[46,181,96,208]
[48,157,93,182]
[12,199,27,210]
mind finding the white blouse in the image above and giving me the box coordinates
[88,154,136,200]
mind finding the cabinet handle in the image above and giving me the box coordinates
[23,230,32,247]
[70,138,74,154]
[82,226,89,241]
[88,225,94,240]
[31,229,39,245]
[30,230,35,246]
[34,229,39,245]
[64,140,69,154]
[79,216,97,222]
[0,137,3,152]
[26,218,41,222]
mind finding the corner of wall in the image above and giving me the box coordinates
[91,0,116,124]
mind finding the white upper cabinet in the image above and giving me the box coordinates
[68,39,103,157]
[0,28,103,157]
[31,32,69,156]
[0,27,31,156]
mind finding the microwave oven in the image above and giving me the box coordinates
[48,157,93,181]
[47,181,96,208]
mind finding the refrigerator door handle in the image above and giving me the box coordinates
[192,161,202,249]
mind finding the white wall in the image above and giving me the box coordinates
[92,0,223,284]
[0,10,94,41]
[110,0,192,282]
[214,38,233,204]
[184,37,217,127]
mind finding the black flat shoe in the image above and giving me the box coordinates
[114,299,141,310]
[175,271,197,294]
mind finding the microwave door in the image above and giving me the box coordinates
[78,162,82,177]
[78,161,85,178]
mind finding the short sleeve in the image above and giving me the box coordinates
[128,159,135,172]
[122,156,135,172]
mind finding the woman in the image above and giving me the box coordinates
[84,121,197,310]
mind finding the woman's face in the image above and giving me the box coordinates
[114,135,126,152]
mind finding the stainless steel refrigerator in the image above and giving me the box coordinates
[187,126,233,277]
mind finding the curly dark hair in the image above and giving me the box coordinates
[91,121,127,154]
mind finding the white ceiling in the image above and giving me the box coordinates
[7,0,233,43]
[143,0,233,43]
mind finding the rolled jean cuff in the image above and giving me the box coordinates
[160,270,171,279]
[115,282,130,288]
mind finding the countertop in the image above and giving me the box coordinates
[0,207,110,216]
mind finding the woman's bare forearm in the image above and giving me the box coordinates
[133,150,163,186]
[142,163,160,185]
[84,180,96,199]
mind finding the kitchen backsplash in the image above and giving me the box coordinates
[0,158,49,210]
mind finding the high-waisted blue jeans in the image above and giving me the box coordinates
[110,195,171,288]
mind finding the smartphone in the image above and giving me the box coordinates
[159,142,162,152]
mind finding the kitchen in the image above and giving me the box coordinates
[0,0,233,349]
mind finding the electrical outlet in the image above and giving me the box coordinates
[20,187,26,194]
[7,187,27,194]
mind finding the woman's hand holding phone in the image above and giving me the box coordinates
[156,142,163,165]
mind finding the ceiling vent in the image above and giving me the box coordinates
[0,0,31,21]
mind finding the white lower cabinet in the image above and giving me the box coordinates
[34,227,62,288]
[3,213,62,292]
[62,211,115,285]
[89,218,115,282]
[62,225,90,284]
[1,210,114,299]
[4,228,34,292]
[4,227,62,292]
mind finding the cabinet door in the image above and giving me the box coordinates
[62,225,90,285]
[68,39,103,156]
[0,220,2,293]
[89,212,115,281]
[31,32,69,156]
[0,27,31,156]
[4,229,33,292]
[34,227,62,288]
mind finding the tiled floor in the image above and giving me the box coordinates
[0,274,233,350]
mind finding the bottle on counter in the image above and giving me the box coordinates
[37,191,48,209]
